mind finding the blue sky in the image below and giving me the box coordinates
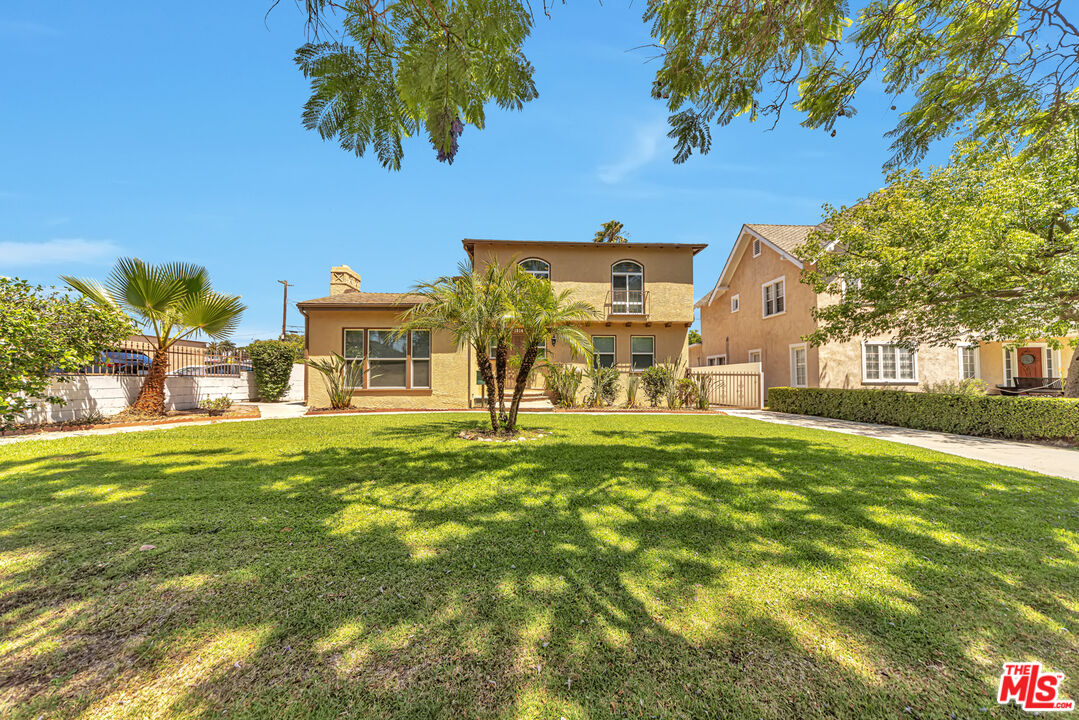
[0,3,942,341]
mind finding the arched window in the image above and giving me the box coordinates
[518,258,550,280]
[611,260,644,313]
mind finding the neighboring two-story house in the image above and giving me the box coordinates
[298,237,705,409]
[696,223,1075,396]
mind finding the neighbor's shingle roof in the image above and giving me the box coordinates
[744,224,818,256]
[296,291,427,308]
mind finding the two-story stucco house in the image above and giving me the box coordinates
[697,223,1075,397]
[298,237,705,409]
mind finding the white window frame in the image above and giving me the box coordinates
[956,343,980,380]
[862,342,918,384]
[706,354,727,366]
[611,260,645,314]
[518,258,550,280]
[761,276,786,318]
[789,343,808,387]
[752,238,761,257]
[748,349,762,364]
[730,294,740,313]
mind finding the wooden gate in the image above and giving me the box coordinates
[690,363,763,409]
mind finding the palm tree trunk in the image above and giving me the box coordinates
[476,348,500,432]
[495,340,508,423]
[132,349,169,415]
[1065,347,1079,398]
[506,345,539,432]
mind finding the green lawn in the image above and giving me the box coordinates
[1,414,1077,719]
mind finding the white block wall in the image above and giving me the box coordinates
[18,372,259,424]
[281,364,305,402]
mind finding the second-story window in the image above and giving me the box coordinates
[612,260,644,314]
[762,277,785,317]
[519,258,550,280]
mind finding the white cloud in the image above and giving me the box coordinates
[596,121,667,184]
[0,238,120,267]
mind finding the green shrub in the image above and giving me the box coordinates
[768,387,1079,441]
[546,363,583,408]
[585,364,620,407]
[640,365,672,407]
[247,340,295,401]
[693,374,712,410]
[924,378,989,396]
[282,332,305,362]
[199,396,233,416]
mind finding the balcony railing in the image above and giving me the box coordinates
[605,289,649,316]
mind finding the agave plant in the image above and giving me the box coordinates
[306,352,364,409]
[62,259,245,415]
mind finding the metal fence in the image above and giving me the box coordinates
[56,339,251,377]
[690,364,763,409]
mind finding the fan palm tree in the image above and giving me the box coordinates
[62,259,245,415]
[398,261,514,432]
[593,220,628,243]
[505,273,594,431]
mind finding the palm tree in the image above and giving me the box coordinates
[593,220,628,243]
[62,259,245,415]
[505,272,594,430]
[398,261,513,433]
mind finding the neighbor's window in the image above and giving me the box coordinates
[612,261,644,314]
[730,294,740,313]
[343,329,366,388]
[519,258,550,280]
[630,336,654,371]
[748,349,762,364]
[1047,348,1057,378]
[367,329,407,388]
[707,355,727,366]
[752,238,761,257]
[593,336,615,368]
[958,344,978,380]
[762,277,785,317]
[864,343,917,382]
[790,344,807,387]
[411,330,431,388]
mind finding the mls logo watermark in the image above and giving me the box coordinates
[998,662,1074,712]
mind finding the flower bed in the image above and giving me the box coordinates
[2,405,261,437]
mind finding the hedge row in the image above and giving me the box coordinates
[767,387,1079,441]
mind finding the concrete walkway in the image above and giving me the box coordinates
[725,409,1079,481]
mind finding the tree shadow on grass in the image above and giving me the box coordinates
[0,413,1075,719]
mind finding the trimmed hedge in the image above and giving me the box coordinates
[246,340,295,402]
[768,387,1079,442]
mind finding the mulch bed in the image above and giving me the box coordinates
[1,405,261,437]
[457,427,552,442]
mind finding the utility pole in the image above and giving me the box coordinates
[278,280,292,340]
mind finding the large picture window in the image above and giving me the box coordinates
[762,277,785,317]
[612,261,644,314]
[630,336,654,371]
[367,329,407,388]
[592,336,615,368]
[863,343,917,383]
[411,330,431,388]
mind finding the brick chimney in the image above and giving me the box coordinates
[330,265,362,295]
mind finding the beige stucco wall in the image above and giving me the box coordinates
[699,232,819,392]
[688,343,703,367]
[817,339,956,390]
[304,308,470,409]
[469,242,697,324]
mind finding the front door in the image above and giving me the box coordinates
[1017,347,1043,378]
